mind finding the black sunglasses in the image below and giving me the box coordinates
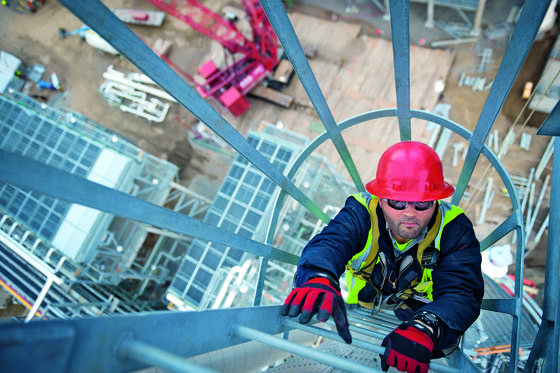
[384,199,435,211]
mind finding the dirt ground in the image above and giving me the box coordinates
[0,0,556,305]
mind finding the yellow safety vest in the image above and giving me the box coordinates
[345,193,464,308]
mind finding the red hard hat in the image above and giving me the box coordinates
[365,141,454,201]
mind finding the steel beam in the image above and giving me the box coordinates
[0,305,289,373]
[0,150,298,266]
[55,0,329,224]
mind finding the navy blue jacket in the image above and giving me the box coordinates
[296,195,484,350]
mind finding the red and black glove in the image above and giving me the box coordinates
[381,320,436,373]
[281,275,352,344]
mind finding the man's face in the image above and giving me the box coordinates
[379,199,436,244]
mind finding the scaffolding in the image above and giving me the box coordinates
[0,90,182,317]
[165,122,354,311]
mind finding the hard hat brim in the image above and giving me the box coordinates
[365,179,455,202]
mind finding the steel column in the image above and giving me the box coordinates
[389,0,412,140]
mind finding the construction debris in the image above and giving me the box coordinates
[452,142,467,167]
[112,9,166,26]
[477,177,495,225]
[103,65,175,102]
[487,129,499,154]
[151,38,173,56]
[485,22,512,41]
[430,37,477,47]
[99,65,172,122]
[522,81,533,99]
[520,133,532,151]
[249,85,293,108]
[458,73,493,92]
[478,48,493,72]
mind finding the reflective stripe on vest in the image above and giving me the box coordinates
[345,192,464,304]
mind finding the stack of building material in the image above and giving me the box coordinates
[99,65,173,123]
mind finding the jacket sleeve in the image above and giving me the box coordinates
[420,213,484,350]
[295,196,371,286]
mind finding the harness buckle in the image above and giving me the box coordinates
[380,288,431,311]
[395,288,415,300]
[372,290,383,313]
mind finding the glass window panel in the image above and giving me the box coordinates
[194,269,212,287]
[186,286,203,303]
[227,248,244,262]
[69,139,87,161]
[170,275,188,292]
[229,165,244,180]
[48,153,63,167]
[213,196,229,211]
[220,219,237,233]
[63,160,75,173]
[251,194,269,211]
[244,210,261,228]
[81,144,100,168]
[277,148,293,162]
[205,211,220,226]
[29,218,42,231]
[53,200,68,215]
[59,132,76,153]
[237,227,253,239]
[212,242,227,254]
[22,198,38,215]
[202,253,220,270]
[220,179,237,195]
[247,136,259,147]
[178,260,196,277]
[26,141,42,158]
[16,136,30,154]
[244,171,261,187]
[235,186,253,204]
[46,127,63,148]
[36,121,52,142]
[272,159,287,173]
[188,242,205,260]
[259,141,275,156]
[38,148,51,163]
[261,179,276,194]
[75,167,88,178]
[227,202,245,219]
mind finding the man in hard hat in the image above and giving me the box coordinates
[281,141,484,373]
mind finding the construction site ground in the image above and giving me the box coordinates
[0,0,556,311]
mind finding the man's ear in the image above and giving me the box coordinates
[378,198,386,213]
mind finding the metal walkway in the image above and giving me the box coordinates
[0,0,559,372]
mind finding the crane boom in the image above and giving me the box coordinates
[144,0,280,117]
[145,0,259,61]
[240,0,277,70]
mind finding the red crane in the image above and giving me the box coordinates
[144,0,279,117]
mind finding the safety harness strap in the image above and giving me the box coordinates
[345,195,464,309]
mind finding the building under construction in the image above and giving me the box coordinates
[0,0,559,372]
[0,88,353,318]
